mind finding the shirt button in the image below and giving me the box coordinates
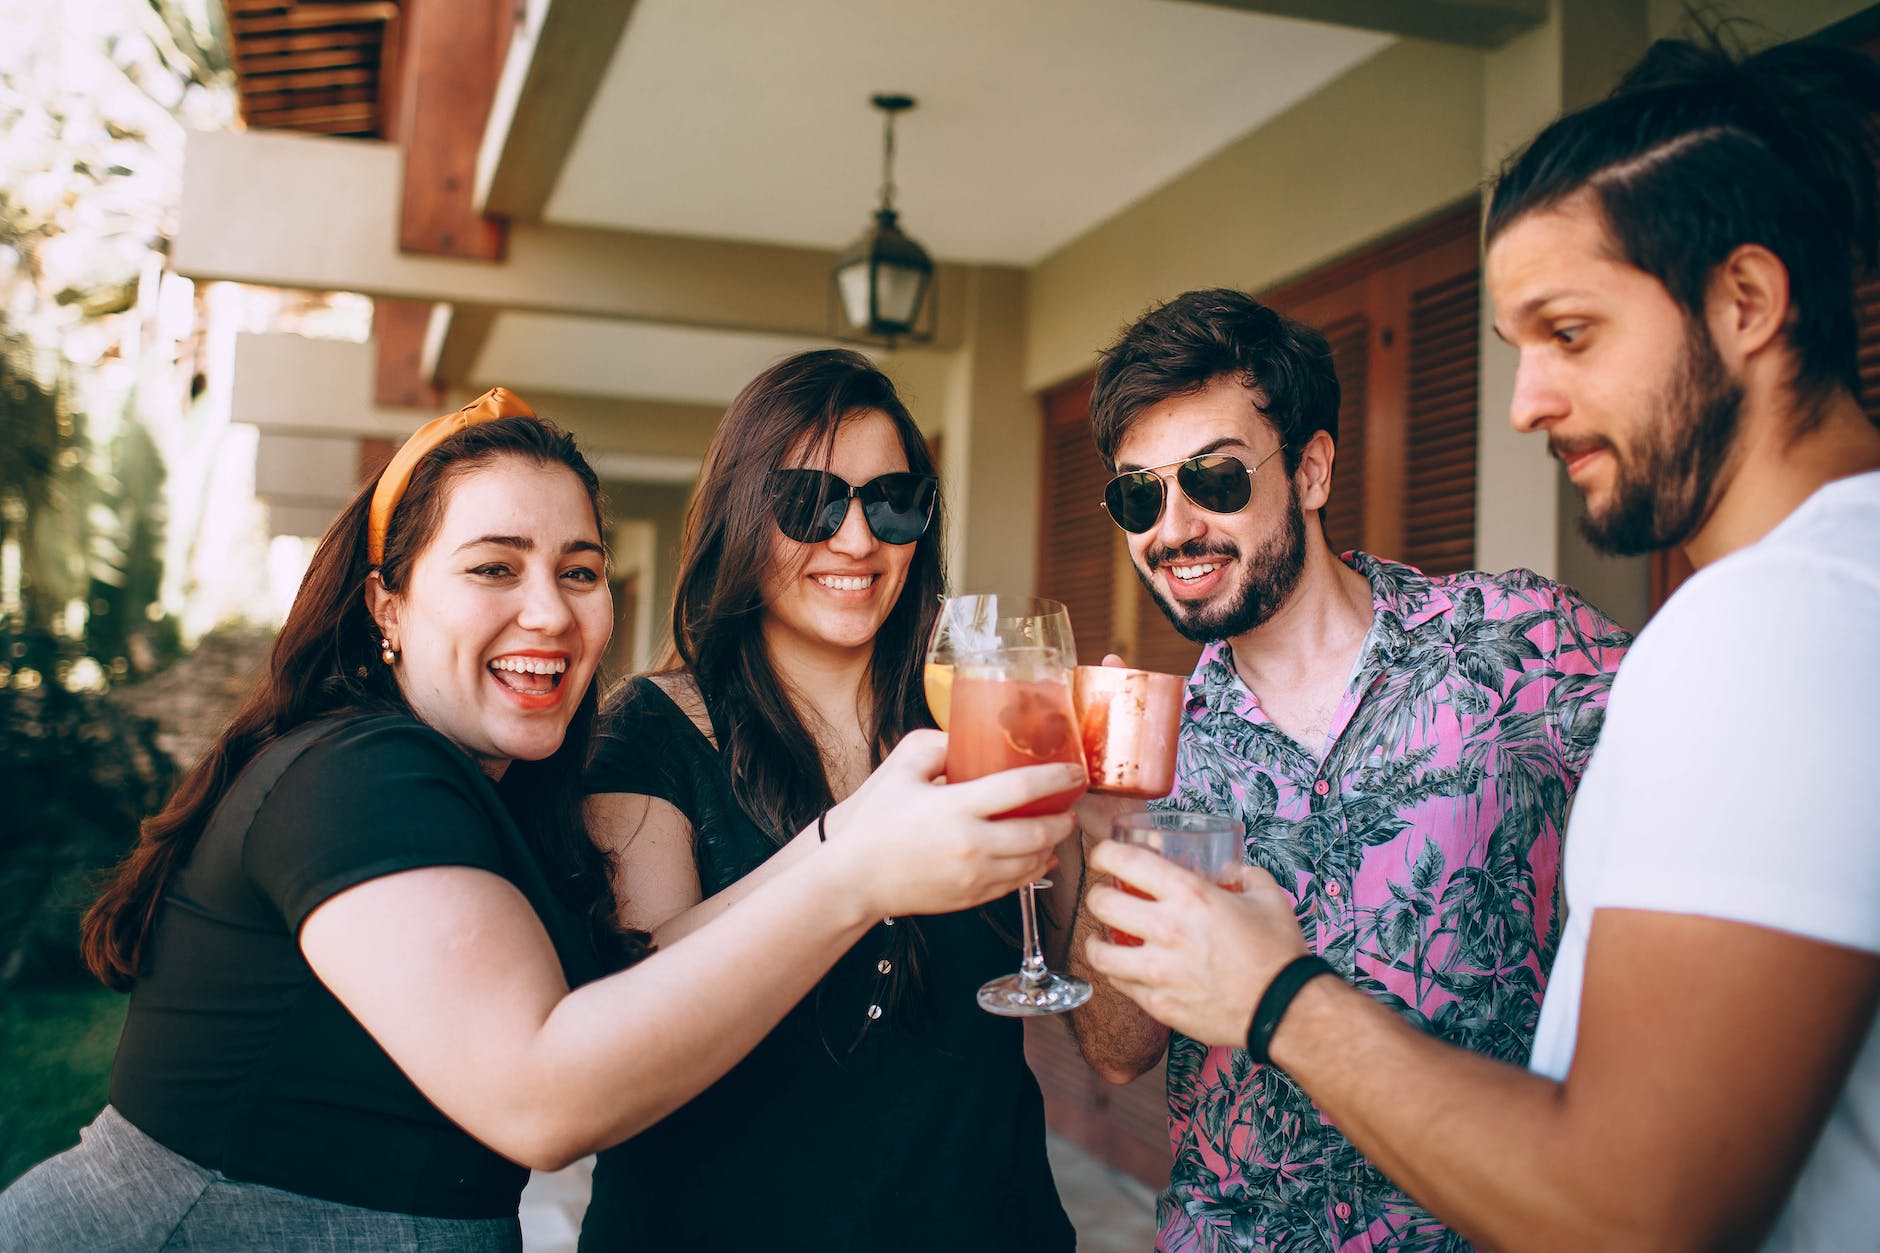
[1313,779,1330,796]
[1334,1201,1353,1221]
[1326,881,1342,900]
[866,1004,883,1020]
[877,959,893,975]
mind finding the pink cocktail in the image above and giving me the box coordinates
[946,656,1086,817]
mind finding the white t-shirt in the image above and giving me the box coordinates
[1529,470,1880,1250]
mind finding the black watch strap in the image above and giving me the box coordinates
[1246,953,1336,1065]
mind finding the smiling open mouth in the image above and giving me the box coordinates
[812,574,877,591]
[488,656,567,696]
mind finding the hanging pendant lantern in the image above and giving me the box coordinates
[830,94,935,346]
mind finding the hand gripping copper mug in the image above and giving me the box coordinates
[1072,665,1185,798]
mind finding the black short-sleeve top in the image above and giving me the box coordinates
[580,677,1075,1253]
[109,713,601,1220]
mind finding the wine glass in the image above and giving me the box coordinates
[929,596,1094,1016]
[924,595,1075,730]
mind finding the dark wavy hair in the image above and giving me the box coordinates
[1089,287,1341,475]
[1487,31,1880,424]
[663,349,944,841]
[82,415,641,989]
[634,349,946,1036]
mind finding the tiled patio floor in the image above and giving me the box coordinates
[518,1130,1159,1252]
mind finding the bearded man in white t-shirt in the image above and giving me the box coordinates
[1080,32,1880,1252]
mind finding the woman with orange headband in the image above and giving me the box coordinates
[0,391,1076,1250]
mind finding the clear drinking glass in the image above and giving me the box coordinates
[1107,811,1246,945]
[929,596,1093,1016]
[924,595,1075,731]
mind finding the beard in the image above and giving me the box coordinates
[1562,318,1744,556]
[1137,481,1309,643]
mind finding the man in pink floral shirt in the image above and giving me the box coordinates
[1066,288,1627,1251]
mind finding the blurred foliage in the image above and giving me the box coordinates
[0,3,235,998]
[0,627,175,988]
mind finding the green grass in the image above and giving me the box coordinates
[0,982,127,1188]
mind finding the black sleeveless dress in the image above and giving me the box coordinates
[579,677,1075,1252]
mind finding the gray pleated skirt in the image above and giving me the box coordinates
[0,1106,522,1251]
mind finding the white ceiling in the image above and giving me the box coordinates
[545,0,1393,266]
[469,314,957,432]
[471,314,836,407]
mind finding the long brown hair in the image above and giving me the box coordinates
[666,349,944,842]
[82,416,636,989]
[639,350,945,1036]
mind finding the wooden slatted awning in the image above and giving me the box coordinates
[223,0,403,137]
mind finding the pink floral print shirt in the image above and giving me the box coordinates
[1156,554,1628,1253]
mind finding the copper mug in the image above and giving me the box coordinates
[1072,665,1185,798]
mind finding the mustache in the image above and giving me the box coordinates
[1145,539,1239,573]
[1548,434,1614,462]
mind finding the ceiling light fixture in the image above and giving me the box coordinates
[830,93,935,347]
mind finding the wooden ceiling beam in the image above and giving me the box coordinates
[239,46,375,74]
[247,101,379,127]
[233,3,397,35]
[237,27,381,56]
[394,0,508,259]
[245,86,378,113]
[243,65,374,91]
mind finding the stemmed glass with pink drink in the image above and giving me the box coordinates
[929,596,1092,1016]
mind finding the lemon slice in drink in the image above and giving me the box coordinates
[923,662,954,730]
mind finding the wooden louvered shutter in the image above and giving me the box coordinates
[1270,204,1480,570]
[1034,376,1122,661]
[1401,271,1479,574]
[1320,313,1370,555]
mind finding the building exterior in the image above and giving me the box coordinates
[181,0,1880,1181]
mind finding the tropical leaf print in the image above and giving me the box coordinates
[1156,554,1627,1252]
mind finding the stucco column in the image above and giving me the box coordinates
[938,265,1040,600]
[1476,0,1651,628]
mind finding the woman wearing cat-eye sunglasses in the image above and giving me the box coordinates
[578,350,1076,1251]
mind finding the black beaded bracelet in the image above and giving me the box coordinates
[1246,954,1336,1066]
[817,810,830,843]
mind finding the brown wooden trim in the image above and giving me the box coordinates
[357,437,397,484]
[247,102,379,128]
[378,6,406,142]
[236,3,398,34]
[240,46,374,74]
[373,298,443,410]
[242,65,375,91]
[393,0,511,261]
[236,27,384,56]
[1262,201,1479,312]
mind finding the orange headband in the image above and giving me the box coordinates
[367,386,538,565]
